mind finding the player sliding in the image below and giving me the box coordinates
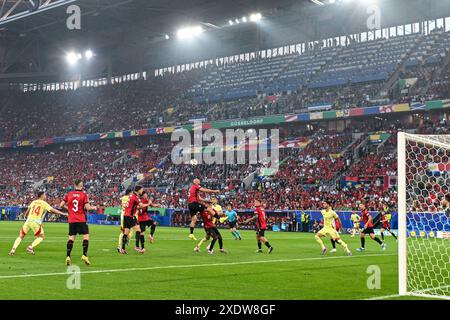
[356,202,386,252]
[187,178,220,241]
[350,211,361,237]
[194,201,226,254]
[379,204,397,241]
[135,192,160,253]
[244,199,273,254]
[315,201,352,256]
[121,185,151,254]
[9,191,67,256]
[60,180,98,266]
[117,189,134,252]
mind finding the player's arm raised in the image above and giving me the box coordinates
[199,187,220,194]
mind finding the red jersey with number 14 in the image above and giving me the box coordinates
[361,209,373,228]
[255,207,267,230]
[63,190,89,223]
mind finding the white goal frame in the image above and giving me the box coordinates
[397,132,450,300]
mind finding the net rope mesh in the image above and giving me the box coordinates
[405,134,450,298]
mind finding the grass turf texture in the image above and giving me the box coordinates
[0,221,404,300]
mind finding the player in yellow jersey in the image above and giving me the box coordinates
[315,201,352,256]
[117,189,134,252]
[350,211,361,237]
[9,191,67,256]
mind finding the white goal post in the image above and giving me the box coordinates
[398,132,450,300]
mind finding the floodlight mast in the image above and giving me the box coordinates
[0,0,78,26]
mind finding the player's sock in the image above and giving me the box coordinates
[66,239,74,257]
[82,240,89,256]
[135,232,140,248]
[12,237,23,250]
[264,241,271,248]
[197,238,206,248]
[31,237,43,248]
[140,234,145,249]
[390,230,398,240]
[190,227,194,234]
[235,230,241,238]
[209,239,217,251]
[360,237,365,248]
[315,235,325,250]
[336,239,349,252]
[218,236,223,249]
[129,230,134,242]
[380,232,385,241]
[118,232,123,248]
[231,231,238,239]
[374,237,383,245]
[122,234,128,250]
[257,241,262,250]
[330,239,336,249]
[150,225,156,236]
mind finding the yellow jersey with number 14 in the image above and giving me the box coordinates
[27,200,52,225]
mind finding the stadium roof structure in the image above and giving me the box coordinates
[0,0,448,83]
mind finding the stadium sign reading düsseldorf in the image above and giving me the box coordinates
[171,121,279,174]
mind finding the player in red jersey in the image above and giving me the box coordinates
[244,199,273,254]
[379,204,397,241]
[135,192,160,253]
[121,185,151,254]
[356,202,385,252]
[187,178,220,241]
[194,202,226,254]
[60,180,98,266]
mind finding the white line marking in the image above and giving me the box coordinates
[0,253,395,280]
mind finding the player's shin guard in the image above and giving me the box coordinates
[31,237,43,248]
[82,240,89,256]
[315,235,325,249]
[190,227,194,234]
[140,234,145,249]
[12,237,23,250]
[67,239,74,257]
[264,241,271,248]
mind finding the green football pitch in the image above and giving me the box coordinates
[0,221,407,300]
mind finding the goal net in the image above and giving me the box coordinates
[398,133,450,300]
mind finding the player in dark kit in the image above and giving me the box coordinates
[356,202,386,252]
[121,186,152,254]
[187,178,220,241]
[135,192,160,253]
[60,180,98,266]
[244,199,273,254]
[379,204,397,241]
[195,202,226,254]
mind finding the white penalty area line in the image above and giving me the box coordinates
[0,253,396,280]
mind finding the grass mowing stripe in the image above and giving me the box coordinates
[0,253,395,280]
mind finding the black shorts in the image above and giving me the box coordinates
[205,227,221,238]
[229,221,237,228]
[123,216,138,229]
[69,222,89,236]
[188,202,205,217]
[256,229,266,237]
[139,220,155,232]
[362,227,375,235]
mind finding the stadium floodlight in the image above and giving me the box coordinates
[235,19,240,24]
[242,16,248,23]
[165,34,170,40]
[250,13,262,22]
[177,26,204,40]
[329,0,336,3]
[228,20,233,25]
[85,50,94,60]
[66,52,81,65]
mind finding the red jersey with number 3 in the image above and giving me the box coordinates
[188,184,201,203]
[255,207,267,230]
[361,209,373,228]
[63,190,89,223]
[138,198,150,222]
